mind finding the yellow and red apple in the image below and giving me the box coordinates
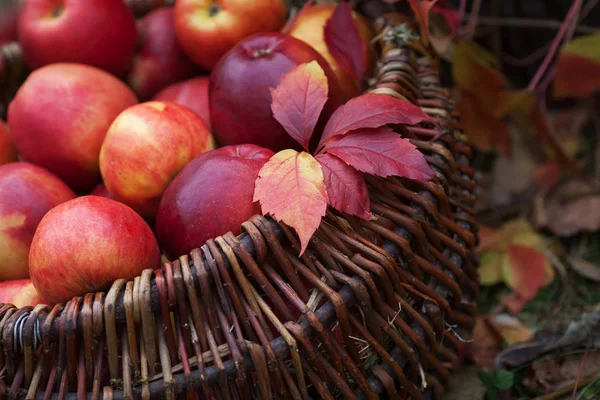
[174,0,288,70]
[17,0,137,76]
[288,4,376,101]
[0,162,76,281]
[29,196,161,305]
[156,144,273,258]
[100,101,214,219]
[153,76,211,128]
[0,279,46,307]
[128,7,199,100]
[0,121,17,165]
[209,32,344,152]
[7,63,138,192]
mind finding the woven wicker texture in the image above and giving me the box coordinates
[0,2,480,399]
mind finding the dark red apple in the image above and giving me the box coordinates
[17,0,137,76]
[128,7,198,100]
[156,144,273,258]
[153,77,211,128]
[209,32,344,152]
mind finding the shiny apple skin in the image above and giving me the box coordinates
[156,144,273,259]
[100,101,214,219]
[0,279,46,307]
[153,76,211,128]
[17,0,137,76]
[174,0,288,70]
[29,196,161,305]
[7,63,138,192]
[0,162,76,281]
[209,32,344,152]
[128,7,199,100]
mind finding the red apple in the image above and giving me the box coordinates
[0,1,18,46]
[0,279,46,307]
[100,101,214,219]
[89,183,113,199]
[17,0,137,76]
[0,162,76,281]
[29,196,161,305]
[128,7,199,100]
[153,77,211,128]
[156,144,273,258]
[0,121,17,165]
[174,0,288,70]
[288,4,377,101]
[209,32,344,152]
[7,63,138,192]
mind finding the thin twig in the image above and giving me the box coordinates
[469,16,598,34]
[464,0,483,40]
[458,0,467,25]
[527,0,584,91]
[502,42,552,67]
[571,346,591,399]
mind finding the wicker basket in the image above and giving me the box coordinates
[0,1,480,399]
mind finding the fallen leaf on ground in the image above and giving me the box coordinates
[477,219,555,313]
[553,33,600,98]
[567,256,600,283]
[534,179,600,237]
[457,92,511,154]
[490,314,534,345]
[469,316,505,368]
[443,366,486,400]
[523,351,600,394]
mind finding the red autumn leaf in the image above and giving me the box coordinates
[553,34,600,98]
[407,0,438,47]
[505,244,550,303]
[254,149,328,255]
[321,126,435,181]
[270,61,329,151]
[323,2,366,80]
[315,153,371,220]
[458,92,511,155]
[317,93,431,150]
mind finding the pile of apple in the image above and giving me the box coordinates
[0,0,375,307]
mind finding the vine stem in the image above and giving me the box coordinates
[526,0,584,92]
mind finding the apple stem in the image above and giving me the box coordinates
[52,6,64,18]
[208,2,221,17]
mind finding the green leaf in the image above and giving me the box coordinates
[495,370,515,390]
[476,369,496,388]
